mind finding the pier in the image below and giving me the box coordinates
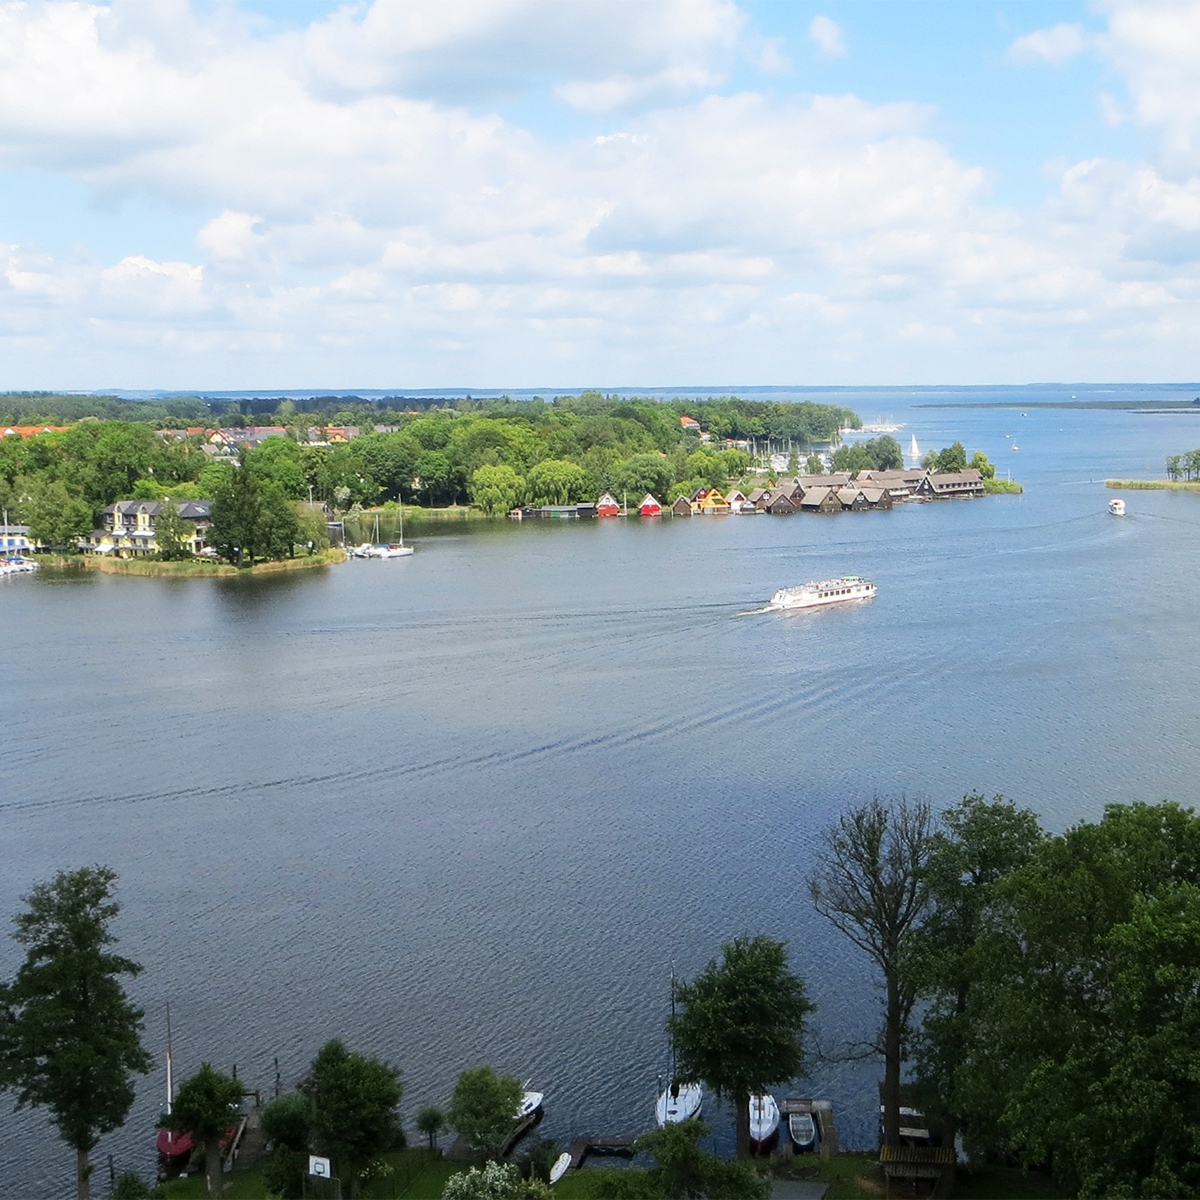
[565,1134,637,1170]
[446,1111,542,1162]
[779,1098,838,1157]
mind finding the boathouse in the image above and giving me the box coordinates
[765,493,797,515]
[724,488,750,513]
[692,487,730,515]
[638,494,662,517]
[864,469,928,499]
[918,469,985,499]
[799,486,842,514]
[858,486,893,510]
[597,492,620,517]
[748,487,771,511]
[671,496,692,517]
[837,487,871,512]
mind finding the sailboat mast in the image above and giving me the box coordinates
[165,1002,174,1116]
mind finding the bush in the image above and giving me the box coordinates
[442,1160,525,1200]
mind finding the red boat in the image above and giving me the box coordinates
[156,1127,193,1165]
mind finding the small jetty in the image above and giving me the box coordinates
[780,1098,837,1157]
[564,1134,637,1171]
[447,1111,541,1162]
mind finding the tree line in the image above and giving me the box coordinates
[0,395,859,545]
[8,794,1187,1199]
[1165,449,1200,480]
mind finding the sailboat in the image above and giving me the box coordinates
[356,509,414,558]
[156,1004,194,1169]
[909,433,919,461]
[655,968,703,1126]
[748,1093,781,1151]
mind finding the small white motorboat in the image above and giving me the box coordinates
[548,1152,571,1185]
[749,1093,780,1149]
[516,1089,544,1120]
[1109,498,1126,516]
[788,1111,817,1152]
[655,1081,703,1126]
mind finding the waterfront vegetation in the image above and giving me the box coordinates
[4,795,1199,1198]
[982,477,1023,493]
[0,395,859,548]
[1106,477,1200,491]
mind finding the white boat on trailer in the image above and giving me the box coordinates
[749,1093,780,1149]
[769,576,876,611]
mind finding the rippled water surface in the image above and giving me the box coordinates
[4,394,1200,1195]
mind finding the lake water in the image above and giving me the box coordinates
[4,390,1200,1195]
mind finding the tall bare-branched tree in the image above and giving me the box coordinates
[809,797,934,1147]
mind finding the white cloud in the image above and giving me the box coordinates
[1007,23,1090,65]
[2,1,1200,385]
[808,15,846,59]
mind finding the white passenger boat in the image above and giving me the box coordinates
[749,1093,780,1149]
[1108,498,1126,516]
[769,576,876,610]
[788,1110,817,1152]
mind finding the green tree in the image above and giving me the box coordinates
[167,1064,243,1200]
[470,464,524,516]
[307,1039,403,1198]
[805,454,823,475]
[905,794,1044,1155]
[830,442,874,474]
[622,1121,767,1200]
[260,1091,311,1199]
[0,867,151,1200]
[934,442,968,473]
[670,935,814,1159]
[968,451,995,480]
[154,502,192,560]
[612,453,674,502]
[864,435,903,471]
[208,456,299,566]
[809,797,934,1147]
[447,1066,523,1158]
[526,458,589,505]
[24,479,93,550]
[417,1105,448,1152]
[944,802,1200,1195]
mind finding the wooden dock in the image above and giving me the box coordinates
[780,1098,838,1157]
[565,1134,637,1170]
[446,1112,542,1162]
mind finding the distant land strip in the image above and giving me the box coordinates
[919,400,1200,411]
[1106,479,1200,490]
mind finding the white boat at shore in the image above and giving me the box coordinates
[788,1111,817,1152]
[549,1152,571,1184]
[769,576,876,611]
[1109,498,1126,516]
[656,1080,703,1126]
[516,1088,544,1120]
[749,1093,780,1148]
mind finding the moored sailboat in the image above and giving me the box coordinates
[156,1005,194,1170]
[748,1093,780,1151]
[655,968,703,1126]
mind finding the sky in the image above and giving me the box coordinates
[0,0,1198,389]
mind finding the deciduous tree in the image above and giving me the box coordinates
[669,935,814,1160]
[809,797,934,1147]
[167,1064,243,1200]
[0,867,151,1200]
[447,1067,523,1158]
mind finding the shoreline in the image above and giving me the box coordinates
[1106,478,1200,491]
[45,548,347,577]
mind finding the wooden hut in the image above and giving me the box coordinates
[765,493,797,515]
[671,496,692,517]
[858,486,893,510]
[724,488,749,514]
[799,486,842,514]
[597,492,620,517]
[693,487,730,515]
[918,469,985,499]
[837,487,871,511]
[638,493,662,517]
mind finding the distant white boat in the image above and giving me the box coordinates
[909,434,919,460]
[749,1093,780,1148]
[549,1152,571,1184]
[1109,498,1126,516]
[1011,444,1020,452]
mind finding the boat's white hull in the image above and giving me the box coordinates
[1108,498,1126,516]
[549,1152,571,1184]
[769,578,876,610]
[788,1111,817,1151]
[516,1090,544,1120]
[749,1093,780,1146]
[655,1082,703,1126]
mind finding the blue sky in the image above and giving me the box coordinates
[0,0,1196,389]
